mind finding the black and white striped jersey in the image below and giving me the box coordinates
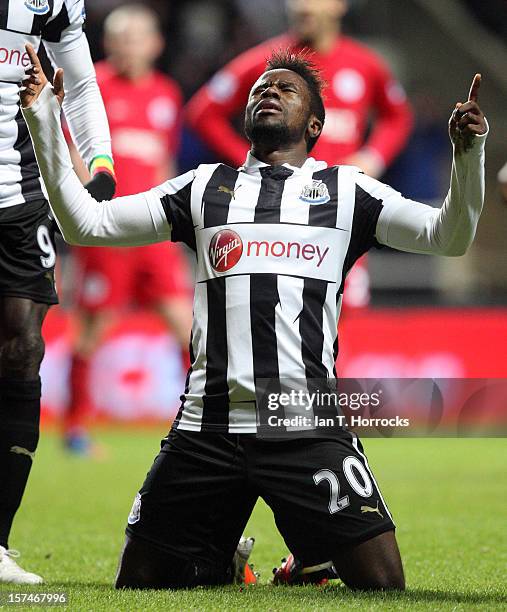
[21,85,488,434]
[0,0,111,208]
[155,154,383,433]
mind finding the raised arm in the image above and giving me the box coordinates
[371,75,488,256]
[42,0,116,200]
[20,45,194,247]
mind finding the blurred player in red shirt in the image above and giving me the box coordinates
[186,0,413,308]
[65,4,193,452]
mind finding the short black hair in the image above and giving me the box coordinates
[266,49,326,152]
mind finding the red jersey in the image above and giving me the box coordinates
[186,34,412,169]
[95,61,183,196]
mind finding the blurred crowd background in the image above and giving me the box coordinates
[39,0,507,439]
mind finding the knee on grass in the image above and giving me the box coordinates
[115,537,232,589]
[341,570,405,591]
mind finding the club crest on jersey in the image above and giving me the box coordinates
[24,0,50,14]
[209,229,243,272]
[299,180,330,205]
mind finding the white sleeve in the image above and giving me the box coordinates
[365,126,488,256]
[21,84,195,247]
[43,0,113,168]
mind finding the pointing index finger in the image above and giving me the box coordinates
[468,73,481,103]
[24,43,40,69]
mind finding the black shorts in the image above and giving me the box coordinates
[0,200,58,304]
[126,429,395,567]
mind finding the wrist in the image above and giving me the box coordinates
[89,155,116,182]
[452,118,489,157]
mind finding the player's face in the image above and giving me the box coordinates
[286,0,347,42]
[104,17,163,78]
[244,69,319,149]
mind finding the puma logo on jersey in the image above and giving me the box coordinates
[360,501,383,519]
[24,0,50,14]
[218,185,240,200]
[10,446,35,461]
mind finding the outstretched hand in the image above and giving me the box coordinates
[449,74,487,154]
[20,43,64,108]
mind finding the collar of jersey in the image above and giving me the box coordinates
[239,153,327,176]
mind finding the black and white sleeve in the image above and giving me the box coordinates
[151,178,196,250]
[341,179,384,283]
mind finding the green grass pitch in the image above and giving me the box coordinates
[1,431,505,611]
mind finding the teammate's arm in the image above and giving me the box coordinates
[20,46,193,248]
[42,0,116,200]
[367,75,487,256]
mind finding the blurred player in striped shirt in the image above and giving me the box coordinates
[0,0,116,585]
